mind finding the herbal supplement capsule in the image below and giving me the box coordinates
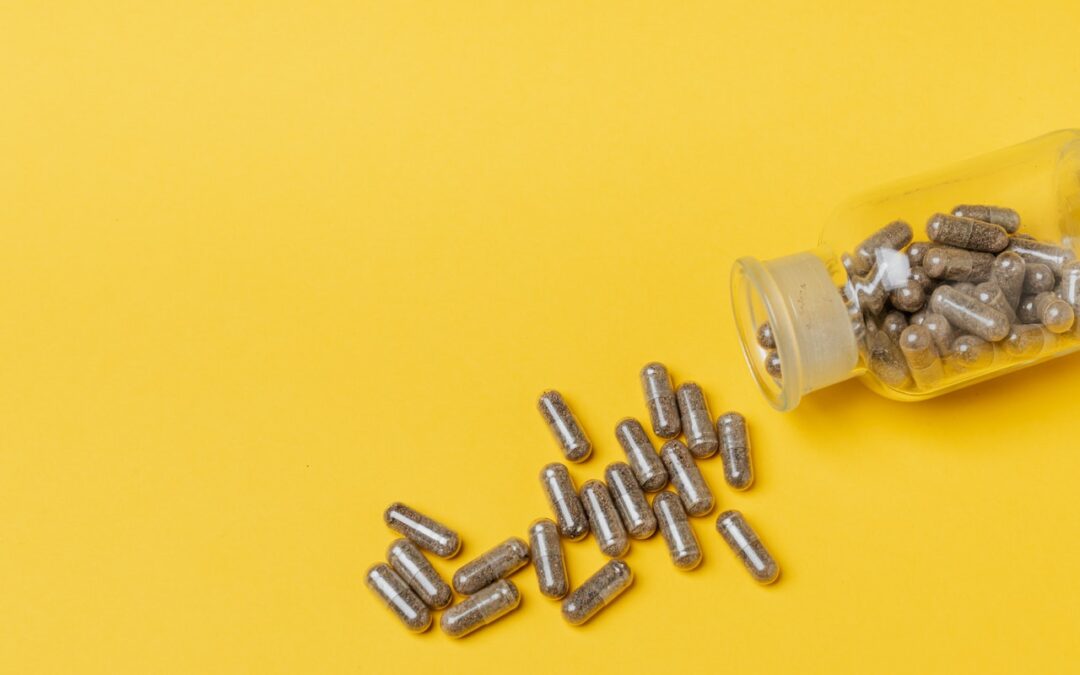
[365,563,432,633]
[910,266,933,290]
[907,241,931,266]
[951,204,1022,233]
[387,538,452,609]
[640,362,680,439]
[866,330,911,387]
[1033,291,1075,333]
[1003,324,1053,358]
[926,213,1009,252]
[924,246,995,282]
[580,480,630,557]
[528,519,569,599]
[561,560,634,626]
[880,311,908,342]
[715,510,780,584]
[921,312,956,356]
[539,463,589,540]
[440,579,521,639]
[653,491,702,570]
[849,270,887,314]
[604,462,657,539]
[909,309,928,326]
[992,251,1026,309]
[452,537,530,596]
[764,350,782,378]
[889,279,926,312]
[1023,263,1056,294]
[538,390,592,462]
[950,335,993,371]
[1058,260,1080,308]
[899,325,944,389]
[660,440,715,517]
[675,382,719,459]
[951,281,977,296]
[1008,236,1076,276]
[614,418,668,492]
[384,502,462,559]
[1017,295,1040,323]
[929,286,1010,342]
[974,282,1017,323]
[756,322,776,349]
[852,220,913,275]
[716,412,754,490]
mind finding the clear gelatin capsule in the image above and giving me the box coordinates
[923,246,995,282]
[926,213,1009,252]
[539,463,589,540]
[1033,292,1075,333]
[580,480,630,558]
[365,563,432,633]
[604,462,658,540]
[851,220,913,275]
[880,311,909,342]
[384,502,462,559]
[907,241,931,266]
[387,538,453,609]
[716,412,754,490]
[640,362,681,438]
[675,382,719,458]
[866,330,911,388]
[537,390,592,462]
[951,204,1021,233]
[992,251,1026,309]
[973,282,1017,322]
[1058,260,1080,308]
[899,325,944,389]
[889,279,926,312]
[452,537,530,595]
[764,350,782,378]
[1017,295,1040,323]
[1023,263,1056,294]
[528,519,569,599]
[440,579,521,638]
[614,418,668,492]
[756,322,776,349]
[929,286,1010,342]
[1004,323,1054,358]
[653,491,702,570]
[950,335,994,372]
[1008,236,1076,276]
[715,510,780,584]
[561,560,634,626]
[921,312,956,356]
[660,440,715,517]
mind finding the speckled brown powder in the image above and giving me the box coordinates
[992,251,1026,309]
[715,510,780,584]
[640,362,681,438]
[384,502,462,559]
[675,382,719,459]
[1033,291,1075,333]
[653,491,702,570]
[852,220,913,275]
[756,322,776,349]
[926,213,1009,252]
[921,312,956,356]
[539,463,589,540]
[452,537,530,595]
[881,311,908,342]
[614,418,668,492]
[387,538,453,609]
[974,282,1018,323]
[561,560,633,626]
[604,462,657,540]
[1023,263,1055,294]
[907,241,932,266]
[764,350,782,378]
[866,330,911,387]
[951,204,1021,233]
[889,279,926,312]
[716,412,753,491]
[538,390,592,462]
[440,579,521,638]
[580,480,630,558]
[528,519,569,599]
[929,286,1010,342]
[924,246,995,282]
[898,325,943,389]
[366,563,432,633]
[1008,237,1076,275]
[660,440,715,517]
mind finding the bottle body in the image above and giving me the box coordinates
[732,130,1080,410]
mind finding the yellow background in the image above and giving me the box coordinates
[3,2,1080,673]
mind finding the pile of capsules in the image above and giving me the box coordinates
[757,204,1080,389]
[365,363,779,638]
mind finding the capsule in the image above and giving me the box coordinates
[384,502,461,559]
[992,251,1026,309]
[1058,260,1080,309]
[755,322,776,349]
[907,241,931,266]
[640,362,680,438]
[653,491,702,570]
[716,412,754,490]
[866,330,911,387]
[909,309,928,326]
[675,382,719,459]
[440,579,521,638]
[537,390,592,462]
[924,246,994,282]
[951,204,1021,233]
[1033,291,1075,333]
[614,418,667,492]
[879,311,907,342]
[561,560,634,626]
[387,538,452,609]
[974,282,1017,322]
[1008,237,1076,276]
[889,280,926,313]
[452,537,530,595]
[660,440,715,517]
[715,510,780,584]
[1023,263,1056,294]
[898,325,943,389]
[1003,323,1053,358]
[849,269,887,314]
[604,463,657,539]
[910,266,933,290]
[950,335,994,372]
[365,563,432,632]
[926,213,1009,252]
[764,350,782,378]
[539,463,589,540]
[580,480,630,557]
[921,312,956,356]
[929,286,1010,342]
[1017,295,1040,323]
[852,220,913,275]
[528,519,569,599]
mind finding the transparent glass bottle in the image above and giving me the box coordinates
[732,130,1080,411]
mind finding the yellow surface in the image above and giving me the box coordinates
[3,2,1080,673]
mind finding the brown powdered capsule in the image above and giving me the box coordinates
[849,269,888,314]
[974,282,1017,323]
[992,251,1026,309]
[1017,295,1040,323]
[675,382,719,459]
[852,220,914,275]
[907,241,932,266]
[924,246,995,282]
[384,503,462,559]
[890,280,926,312]
[614,418,667,492]
[881,311,908,342]
[910,266,933,290]
[538,390,592,462]
[899,325,943,389]
[715,510,780,584]
[440,579,521,638]
[1058,260,1080,309]
[1033,291,1075,333]
[653,491,702,570]
[1008,237,1076,276]
[387,538,453,610]
[866,330,911,387]
[764,350,782,378]
[756,322,776,349]
[950,335,994,372]
[951,281,977,296]
[1003,324,1053,358]
[660,440,715,517]
[921,312,956,356]
[604,462,657,540]
[528,519,569,599]
[640,362,680,439]
[366,563,432,633]
[926,213,1009,252]
[1023,263,1055,294]
[561,560,633,626]
[452,537,530,595]
[951,204,1021,233]
[716,412,754,491]
[909,309,928,326]
[929,286,1010,342]
[539,463,589,541]
[580,480,630,558]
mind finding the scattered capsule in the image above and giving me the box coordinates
[716,412,754,490]
[640,362,681,439]
[991,251,1026,309]
[561,560,634,626]
[756,322,776,349]
[899,325,944,389]
[365,563,432,633]
[950,335,994,372]
[387,538,452,609]
[929,286,1010,342]
[715,510,780,584]
[923,246,995,282]
[951,204,1021,233]
[580,480,630,558]
[653,491,702,570]
[660,440,715,517]
[675,382,719,459]
[1033,291,1075,333]
[539,463,589,540]
[440,579,521,638]
[764,350,782,378]
[866,330,911,387]
[614,418,668,492]
[926,213,1009,252]
[528,519,569,599]
[452,537,530,595]
[1008,237,1076,276]
[538,390,592,462]
[921,312,956,356]
[1058,260,1080,309]
[604,462,657,539]
[1003,323,1053,358]
[974,282,1017,322]
[907,241,931,266]
[384,503,462,559]
[1017,295,1040,323]
[889,279,926,312]
[852,220,913,276]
